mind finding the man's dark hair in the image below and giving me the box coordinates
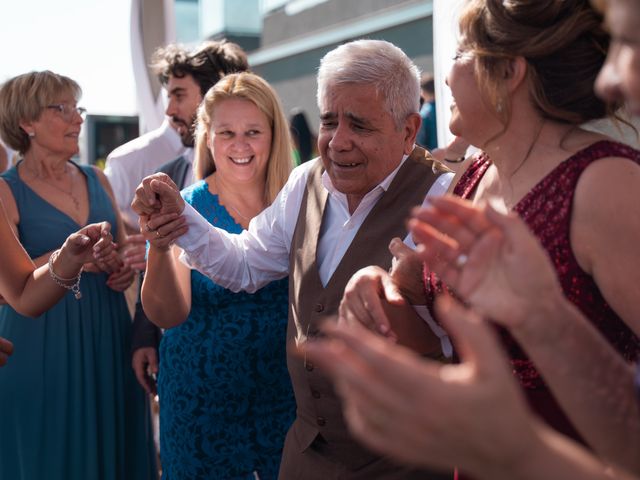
[150,40,249,96]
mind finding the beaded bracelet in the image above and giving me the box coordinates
[48,249,83,300]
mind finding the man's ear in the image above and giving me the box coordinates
[505,56,528,93]
[403,113,421,154]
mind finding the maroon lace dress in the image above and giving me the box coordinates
[425,140,640,444]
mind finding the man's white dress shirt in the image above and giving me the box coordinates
[177,156,454,355]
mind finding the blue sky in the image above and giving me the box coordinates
[1,0,137,116]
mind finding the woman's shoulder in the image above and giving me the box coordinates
[575,142,640,193]
[571,139,640,226]
[181,179,210,205]
[0,162,19,181]
[76,162,105,185]
[82,163,115,194]
[571,133,640,161]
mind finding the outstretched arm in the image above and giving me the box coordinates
[132,172,291,293]
[0,199,116,317]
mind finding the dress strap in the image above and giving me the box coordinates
[452,153,490,199]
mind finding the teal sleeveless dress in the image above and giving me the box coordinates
[0,162,157,480]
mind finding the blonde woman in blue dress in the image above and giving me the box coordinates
[141,72,295,479]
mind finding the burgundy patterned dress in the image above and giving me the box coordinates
[425,140,640,443]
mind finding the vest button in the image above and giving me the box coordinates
[314,303,324,312]
[316,416,326,427]
[311,389,321,399]
[305,362,314,372]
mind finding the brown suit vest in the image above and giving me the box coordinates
[285,147,450,472]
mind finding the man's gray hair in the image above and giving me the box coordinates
[316,39,421,129]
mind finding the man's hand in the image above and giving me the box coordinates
[132,347,158,395]
[131,173,184,217]
[339,266,400,337]
[338,238,425,338]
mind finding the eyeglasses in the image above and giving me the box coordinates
[46,104,87,121]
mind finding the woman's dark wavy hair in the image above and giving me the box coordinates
[459,0,622,127]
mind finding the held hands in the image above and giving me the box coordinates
[75,222,124,274]
[132,173,185,217]
[67,222,134,291]
[105,263,135,292]
[60,221,116,266]
[104,236,138,292]
[132,174,188,251]
[57,221,122,275]
[299,296,536,475]
[409,195,562,328]
[139,213,188,252]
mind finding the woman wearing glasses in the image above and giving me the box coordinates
[0,71,156,480]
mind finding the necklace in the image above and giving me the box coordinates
[225,201,251,221]
[22,161,81,211]
[212,175,252,222]
[508,119,546,179]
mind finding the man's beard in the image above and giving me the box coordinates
[172,114,197,148]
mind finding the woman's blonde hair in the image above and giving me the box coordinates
[0,71,81,154]
[194,72,293,204]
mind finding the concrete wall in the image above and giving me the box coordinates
[262,0,426,45]
[251,0,433,130]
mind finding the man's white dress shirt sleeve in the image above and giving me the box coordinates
[176,161,455,355]
[175,162,311,293]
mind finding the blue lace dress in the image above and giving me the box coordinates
[158,180,295,480]
[0,162,157,480]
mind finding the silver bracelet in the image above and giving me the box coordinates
[48,249,83,300]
